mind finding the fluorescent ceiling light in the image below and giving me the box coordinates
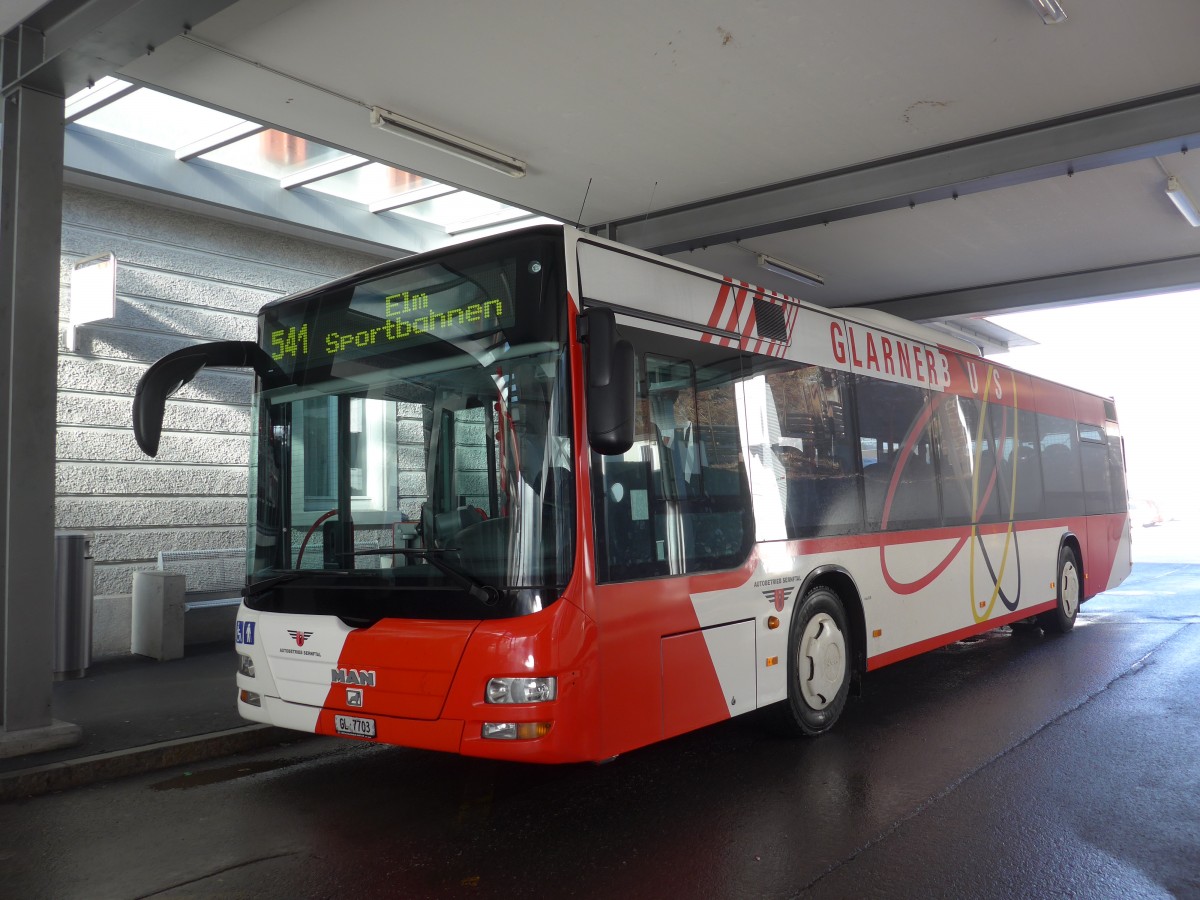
[1166,176,1200,226]
[757,253,824,287]
[1028,0,1067,24]
[370,107,526,178]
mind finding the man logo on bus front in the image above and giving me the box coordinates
[287,629,314,647]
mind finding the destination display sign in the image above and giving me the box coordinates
[262,258,518,378]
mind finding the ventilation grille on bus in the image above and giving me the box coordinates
[753,298,788,343]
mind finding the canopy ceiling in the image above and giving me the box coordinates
[13,0,1200,331]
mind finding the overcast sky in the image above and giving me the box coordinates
[987,291,1198,517]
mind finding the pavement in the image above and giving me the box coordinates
[0,642,306,801]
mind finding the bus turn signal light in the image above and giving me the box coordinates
[482,722,552,740]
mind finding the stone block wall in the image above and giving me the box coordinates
[57,187,387,656]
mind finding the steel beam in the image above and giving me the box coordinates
[280,155,369,190]
[63,75,137,123]
[0,82,65,735]
[369,183,458,214]
[859,253,1200,322]
[608,87,1200,255]
[174,120,264,162]
[3,0,240,98]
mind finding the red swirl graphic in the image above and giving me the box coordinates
[878,392,1006,596]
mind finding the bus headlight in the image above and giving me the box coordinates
[238,654,255,678]
[485,676,557,704]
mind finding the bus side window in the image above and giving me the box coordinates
[592,341,753,582]
[854,376,939,530]
[935,394,1002,526]
[759,365,861,538]
[1105,421,1128,513]
[989,405,1041,520]
[590,348,676,580]
[1037,414,1084,516]
[1078,423,1113,515]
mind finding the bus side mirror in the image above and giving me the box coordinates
[581,307,635,455]
[133,340,284,457]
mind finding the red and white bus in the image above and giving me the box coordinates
[133,225,1131,763]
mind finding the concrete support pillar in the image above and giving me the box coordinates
[0,73,78,753]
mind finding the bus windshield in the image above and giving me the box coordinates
[244,232,573,620]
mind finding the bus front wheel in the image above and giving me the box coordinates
[1039,545,1081,634]
[775,585,851,737]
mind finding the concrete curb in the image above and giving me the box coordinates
[0,725,309,802]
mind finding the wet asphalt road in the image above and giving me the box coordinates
[3,560,1198,899]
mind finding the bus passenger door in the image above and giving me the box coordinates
[590,340,757,755]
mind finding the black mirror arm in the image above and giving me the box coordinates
[133,341,287,457]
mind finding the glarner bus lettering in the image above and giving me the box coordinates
[131,225,1131,763]
[828,320,950,389]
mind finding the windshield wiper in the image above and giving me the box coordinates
[341,548,499,606]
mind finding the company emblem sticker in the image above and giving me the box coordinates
[278,628,322,658]
[345,688,364,708]
[760,587,797,612]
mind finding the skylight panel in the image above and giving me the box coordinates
[302,162,431,205]
[74,88,247,150]
[198,129,349,179]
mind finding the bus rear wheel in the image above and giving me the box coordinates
[1039,545,1081,634]
[775,585,851,736]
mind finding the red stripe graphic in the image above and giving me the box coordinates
[722,284,750,346]
[703,279,734,344]
[783,301,799,354]
[740,293,759,350]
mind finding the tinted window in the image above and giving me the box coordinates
[753,365,862,538]
[855,377,939,530]
[935,394,1002,526]
[988,405,1041,520]
[1106,422,1128,513]
[1038,414,1084,516]
[1079,423,1112,514]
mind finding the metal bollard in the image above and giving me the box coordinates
[53,531,95,680]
